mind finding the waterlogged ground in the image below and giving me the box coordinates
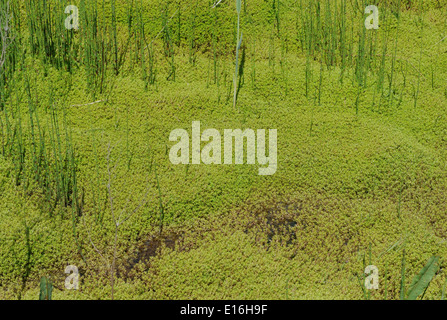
[0,0,447,299]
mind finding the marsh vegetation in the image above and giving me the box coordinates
[0,0,446,299]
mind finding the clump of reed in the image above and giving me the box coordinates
[297,0,419,114]
[24,0,77,72]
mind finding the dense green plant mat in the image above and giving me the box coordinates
[0,0,446,299]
